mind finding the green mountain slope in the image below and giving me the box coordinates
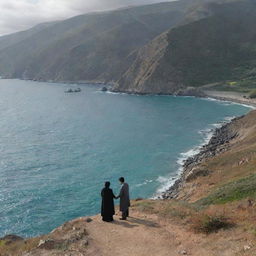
[114,0,256,94]
[0,1,194,82]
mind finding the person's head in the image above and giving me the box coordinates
[105,181,110,188]
[119,177,125,184]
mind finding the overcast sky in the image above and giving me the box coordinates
[0,0,171,36]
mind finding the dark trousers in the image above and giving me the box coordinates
[122,209,129,219]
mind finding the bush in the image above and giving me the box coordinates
[191,214,232,234]
[249,89,256,98]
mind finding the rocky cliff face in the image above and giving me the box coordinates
[112,32,186,94]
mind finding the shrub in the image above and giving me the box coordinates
[191,214,232,234]
[249,89,256,98]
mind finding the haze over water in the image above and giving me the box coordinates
[0,79,250,237]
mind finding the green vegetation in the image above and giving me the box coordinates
[206,77,256,93]
[162,0,256,88]
[195,174,256,207]
[134,200,156,213]
[0,0,190,82]
[249,89,256,98]
[191,214,233,234]
[117,0,256,93]
[134,199,197,220]
[2,0,256,96]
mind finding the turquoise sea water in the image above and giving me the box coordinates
[0,79,251,237]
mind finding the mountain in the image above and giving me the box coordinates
[113,0,256,94]
[0,1,196,82]
[1,0,255,95]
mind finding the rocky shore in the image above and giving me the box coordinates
[162,115,243,199]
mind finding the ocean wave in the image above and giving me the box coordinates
[135,179,153,187]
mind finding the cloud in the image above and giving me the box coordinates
[0,0,167,36]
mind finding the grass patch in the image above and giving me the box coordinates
[133,200,156,213]
[191,214,233,234]
[206,77,256,93]
[133,200,197,221]
[195,174,256,208]
[158,201,196,220]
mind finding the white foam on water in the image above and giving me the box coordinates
[153,115,237,199]
[135,179,153,187]
[204,97,256,110]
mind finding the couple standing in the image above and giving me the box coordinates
[101,177,130,222]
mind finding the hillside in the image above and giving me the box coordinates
[0,0,239,87]
[1,109,256,255]
[0,1,195,82]
[113,0,256,94]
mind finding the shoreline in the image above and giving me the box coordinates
[159,91,256,199]
[161,111,250,200]
[203,90,256,109]
[3,77,256,108]
[157,94,255,199]
[157,90,256,199]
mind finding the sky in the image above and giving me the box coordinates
[0,0,169,36]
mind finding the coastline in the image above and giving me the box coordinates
[160,119,234,199]
[161,93,255,200]
[203,90,256,109]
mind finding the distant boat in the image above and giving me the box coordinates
[65,88,81,93]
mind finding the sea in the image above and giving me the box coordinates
[0,79,252,237]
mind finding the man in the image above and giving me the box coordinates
[117,177,130,220]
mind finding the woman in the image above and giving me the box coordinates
[101,181,116,222]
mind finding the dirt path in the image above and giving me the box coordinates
[86,213,181,256]
[85,211,255,256]
[16,210,255,256]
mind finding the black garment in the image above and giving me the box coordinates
[101,187,115,222]
[121,209,129,220]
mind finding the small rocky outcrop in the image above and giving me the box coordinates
[184,167,212,182]
[0,234,24,244]
[175,87,206,97]
[101,87,108,92]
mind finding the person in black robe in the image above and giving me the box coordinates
[101,181,116,222]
